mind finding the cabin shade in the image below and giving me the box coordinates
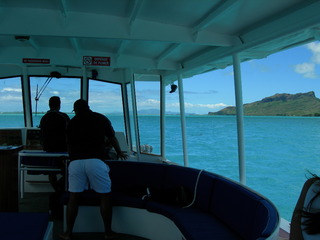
[0,0,319,83]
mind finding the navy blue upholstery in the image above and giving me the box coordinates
[210,178,270,240]
[0,212,49,240]
[108,161,166,192]
[63,161,279,240]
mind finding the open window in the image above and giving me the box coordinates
[88,79,125,133]
[134,76,161,155]
[30,76,81,127]
[0,77,24,127]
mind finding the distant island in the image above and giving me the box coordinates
[209,91,320,116]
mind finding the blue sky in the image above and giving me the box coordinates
[0,41,320,114]
[173,41,320,114]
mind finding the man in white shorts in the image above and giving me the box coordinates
[60,99,127,240]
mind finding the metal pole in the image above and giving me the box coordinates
[122,71,132,150]
[130,73,141,159]
[160,76,166,159]
[233,53,246,185]
[22,67,32,127]
[81,67,88,100]
[177,74,188,167]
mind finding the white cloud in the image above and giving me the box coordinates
[307,42,320,64]
[138,99,160,107]
[1,87,22,93]
[294,42,320,79]
[185,90,218,95]
[184,102,229,109]
[294,62,317,79]
[50,91,60,95]
[0,95,22,101]
[135,98,229,114]
[167,102,228,109]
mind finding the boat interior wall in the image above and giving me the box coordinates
[133,74,161,82]
[0,66,129,84]
[0,128,41,149]
[0,128,129,153]
[0,129,22,146]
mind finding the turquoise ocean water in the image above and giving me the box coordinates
[2,114,320,221]
[140,115,320,221]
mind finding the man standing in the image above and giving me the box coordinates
[40,96,70,152]
[40,96,70,192]
[60,99,126,240]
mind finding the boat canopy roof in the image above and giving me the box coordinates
[0,0,320,83]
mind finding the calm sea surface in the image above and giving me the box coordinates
[2,114,320,221]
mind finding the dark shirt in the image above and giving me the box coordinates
[67,110,115,161]
[40,110,70,152]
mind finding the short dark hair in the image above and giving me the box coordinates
[73,99,89,113]
[49,96,61,109]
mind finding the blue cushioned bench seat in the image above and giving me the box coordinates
[63,161,279,240]
[0,212,52,240]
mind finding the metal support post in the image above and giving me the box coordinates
[233,53,246,185]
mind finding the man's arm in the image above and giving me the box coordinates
[109,136,128,160]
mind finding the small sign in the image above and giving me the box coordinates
[23,58,50,64]
[83,56,110,66]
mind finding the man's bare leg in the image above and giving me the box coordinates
[100,192,116,239]
[60,192,79,239]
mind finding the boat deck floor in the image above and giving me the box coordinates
[19,192,148,240]
[19,192,289,240]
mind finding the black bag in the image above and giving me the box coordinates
[148,185,191,207]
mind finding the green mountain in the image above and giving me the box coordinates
[209,91,320,116]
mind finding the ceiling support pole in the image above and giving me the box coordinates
[81,67,88,101]
[22,67,32,128]
[160,76,166,159]
[130,73,141,160]
[122,70,132,151]
[233,53,246,185]
[177,74,188,167]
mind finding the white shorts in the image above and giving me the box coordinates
[68,158,111,193]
